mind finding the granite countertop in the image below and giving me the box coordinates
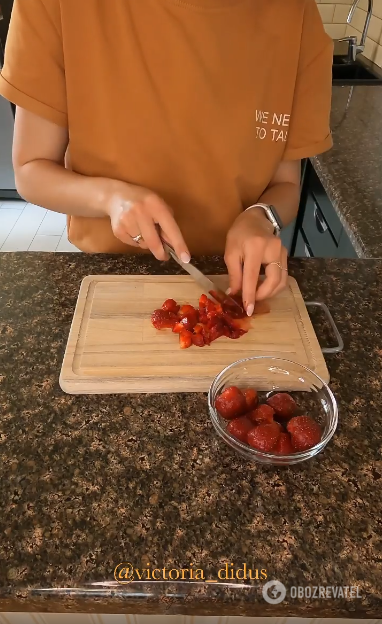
[313,84,382,259]
[1,253,382,617]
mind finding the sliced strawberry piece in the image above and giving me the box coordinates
[248,404,275,425]
[199,313,208,325]
[179,313,198,331]
[205,298,217,313]
[202,326,211,346]
[227,416,254,443]
[247,422,281,452]
[222,325,231,338]
[287,415,322,451]
[162,298,180,314]
[274,432,294,455]
[151,309,177,330]
[230,328,246,339]
[207,311,220,327]
[179,329,193,349]
[267,393,297,418]
[193,323,204,334]
[215,386,247,420]
[210,324,225,342]
[199,294,208,308]
[242,388,258,411]
[172,322,184,334]
[179,304,197,318]
[192,333,205,347]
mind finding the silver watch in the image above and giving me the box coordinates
[245,203,283,236]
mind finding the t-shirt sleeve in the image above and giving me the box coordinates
[0,0,67,127]
[283,0,333,160]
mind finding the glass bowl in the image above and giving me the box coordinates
[208,356,338,466]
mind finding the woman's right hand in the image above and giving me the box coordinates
[105,183,190,263]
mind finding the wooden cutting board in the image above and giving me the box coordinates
[60,275,329,394]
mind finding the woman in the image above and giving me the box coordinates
[0,0,332,315]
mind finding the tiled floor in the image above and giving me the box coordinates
[0,199,80,252]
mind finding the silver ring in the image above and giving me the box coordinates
[267,261,287,271]
[132,234,143,244]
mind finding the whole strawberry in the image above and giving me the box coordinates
[227,417,254,443]
[287,415,322,451]
[274,432,294,455]
[215,386,247,420]
[267,392,297,418]
[247,422,281,452]
[248,404,275,425]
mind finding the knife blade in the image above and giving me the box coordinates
[160,238,245,317]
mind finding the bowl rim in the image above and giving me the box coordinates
[208,356,338,461]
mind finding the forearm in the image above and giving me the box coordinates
[15,159,121,218]
[257,181,300,228]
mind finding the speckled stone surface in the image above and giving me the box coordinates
[0,253,382,617]
[313,85,382,259]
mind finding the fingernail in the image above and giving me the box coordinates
[226,288,231,295]
[247,304,254,317]
[180,252,191,264]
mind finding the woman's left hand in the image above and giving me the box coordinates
[224,208,288,316]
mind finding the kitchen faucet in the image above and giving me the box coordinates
[337,0,373,62]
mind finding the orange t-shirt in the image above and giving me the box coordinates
[0,0,333,255]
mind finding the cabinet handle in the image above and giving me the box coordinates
[313,203,328,234]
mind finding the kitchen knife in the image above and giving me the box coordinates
[160,238,245,316]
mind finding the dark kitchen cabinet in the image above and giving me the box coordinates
[291,161,358,258]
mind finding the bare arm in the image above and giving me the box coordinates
[13,107,114,217]
[257,159,301,227]
[12,107,189,260]
[225,159,301,312]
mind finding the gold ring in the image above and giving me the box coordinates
[132,234,144,244]
[267,261,287,271]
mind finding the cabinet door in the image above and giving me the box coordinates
[294,229,314,257]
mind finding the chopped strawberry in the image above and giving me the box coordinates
[192,333,205,347]
[179,329,193,349]
[267,393,297,418]
[242,388,258,411]
[152,293,249,348]
[274,432,294,455]
[199,294,208,309]
[205,298,217,313]
[207,311,220,327]
[215,386,247,420]
[227,417,254,443]
[230,328,246,339]
[179,304,197,318]
[222,325,231,338]
[172,322,184,334]
[179,314,198,331]
[210,324,225,342]
[202,326,211,346]
[247,422,281,452]
[287,415,322,451]
[162,298,180,314]
[193,323,204,334]
[248,404,275,425]
[151,309,177,330]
